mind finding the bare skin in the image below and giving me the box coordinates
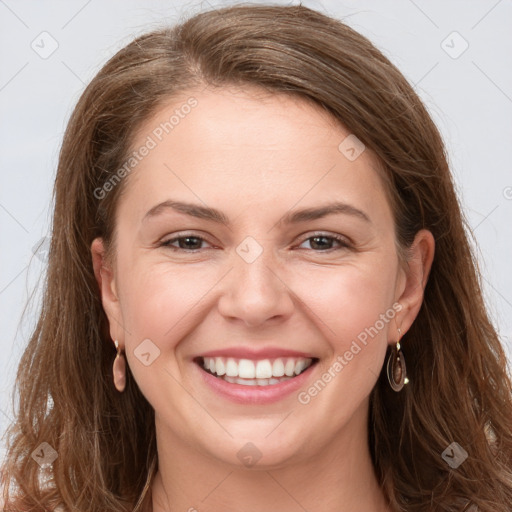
[91,85,434,512]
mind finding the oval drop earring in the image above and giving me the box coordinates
[386,328,409,392]
[113,340,126,393]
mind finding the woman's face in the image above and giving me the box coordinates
[93,85,429,468]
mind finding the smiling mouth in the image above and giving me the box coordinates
[195,356,318,386]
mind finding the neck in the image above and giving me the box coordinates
[150,403,389,512]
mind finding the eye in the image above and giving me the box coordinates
[159,232,352,253]
[297,233,351,251]
[159,234,211,251]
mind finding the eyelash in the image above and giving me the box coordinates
[159,232,352,252]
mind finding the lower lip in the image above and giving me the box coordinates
[195,360,318,405]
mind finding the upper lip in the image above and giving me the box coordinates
[196,347,317,360]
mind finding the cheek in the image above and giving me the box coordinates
[287,257,399,369]
[116,263,213,400]
[290,262,398,418]
[116,260,221,349]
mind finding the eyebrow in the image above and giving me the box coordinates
[142,199,371,225]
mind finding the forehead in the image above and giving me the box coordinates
[117,85,391,226]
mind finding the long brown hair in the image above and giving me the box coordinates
[2,4,512,511]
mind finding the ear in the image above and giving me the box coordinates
[91,237,124,344]
[393,229,435,340]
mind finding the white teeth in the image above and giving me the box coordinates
[200,356,314,380]
[231,375,293,386]
[238,359,256,379]
[215,358,226,376]
[236,377,257,386]
[294,359,308,375]
[284,358,296,376]
[255,360,273,379]
[272,359,285,377]
[225,358,238,377]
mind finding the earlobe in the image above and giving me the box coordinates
[394,229,435,337]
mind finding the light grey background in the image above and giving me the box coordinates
[1,0,511,459]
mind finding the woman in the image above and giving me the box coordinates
[2,4,511,511]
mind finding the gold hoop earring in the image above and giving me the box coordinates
[386,328,408,392]
[113,340,126,393]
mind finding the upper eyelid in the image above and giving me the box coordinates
[297,234,352,249]
[161,232,215,245]
[300,232,351,243]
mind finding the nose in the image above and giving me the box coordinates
[217,244,295,328]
